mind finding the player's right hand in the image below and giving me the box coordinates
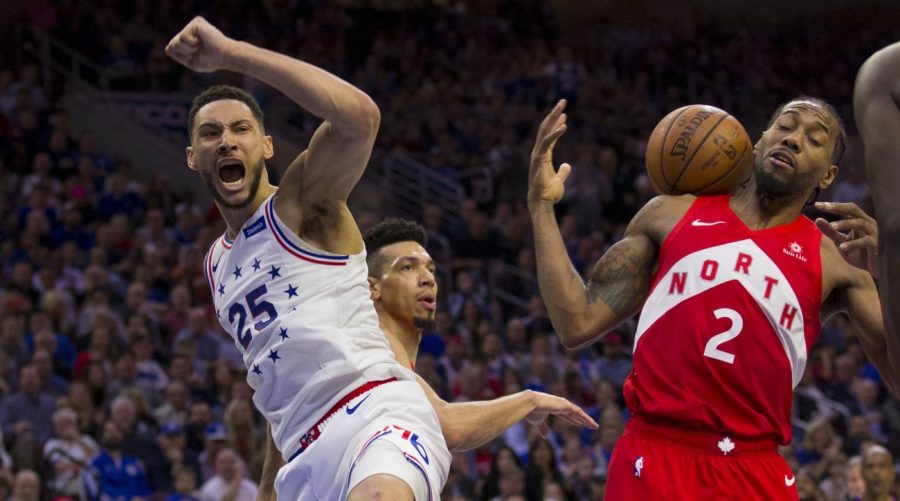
[165,16,235,73]
[523,390,599,439]
[528,100,572,208]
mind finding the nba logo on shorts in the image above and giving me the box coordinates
[634,456,644,477]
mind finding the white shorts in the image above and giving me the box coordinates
[274,379,450,500]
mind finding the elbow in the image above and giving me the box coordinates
[443,428,466,452]
[350,95,381,137]
[558,329,593,350]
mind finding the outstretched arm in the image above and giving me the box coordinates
[527,101,659,349]
[817,202,900,397]
[166,17,379,249]
[415,375,597,451]
[854,42,900,343]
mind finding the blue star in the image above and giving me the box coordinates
[252,258,262,272]
[279,327,289,341]
[232,265,243,279]
[252,364,262,376]
[284,284,299,299]
[268,265,281,279]
[268,349,281,363]
[218,283,225,296]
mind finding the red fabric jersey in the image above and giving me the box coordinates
[623,195,822,444]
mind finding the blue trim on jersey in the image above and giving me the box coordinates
[265,197,349,262]
[403,452,434,501]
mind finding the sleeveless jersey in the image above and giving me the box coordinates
[624,195,822,444]
[204,194,413,457]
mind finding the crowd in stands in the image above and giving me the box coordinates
[0,0,898,499]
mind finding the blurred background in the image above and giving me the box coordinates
[1,0,900,499]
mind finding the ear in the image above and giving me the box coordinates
[263,135,274,160]
[819,164,839,190]
[367,276,380,302]
[186,146,198,171]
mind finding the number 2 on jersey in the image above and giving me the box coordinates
[703,308,743,364]
[228,284,278,349]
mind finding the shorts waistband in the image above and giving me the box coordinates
[626,416,778,456]
[288,377,398,462]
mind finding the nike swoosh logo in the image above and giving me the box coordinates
[691,219,726,227]
[346,394,370,415]
[212,255,222,272]
[785,475,796,486]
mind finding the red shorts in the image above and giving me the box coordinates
[606,417,799,500]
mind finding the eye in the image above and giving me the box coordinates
[809,137,823,147]
[401,264,414,271]
[775,123,791,131]
[235,125,251,133]
[202,130,220,138]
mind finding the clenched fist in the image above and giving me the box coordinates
[165,16,235,73]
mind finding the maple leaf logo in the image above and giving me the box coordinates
[717,437,735,455]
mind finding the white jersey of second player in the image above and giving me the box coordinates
[204,193,414,459]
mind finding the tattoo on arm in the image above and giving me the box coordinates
[585,238,655,315]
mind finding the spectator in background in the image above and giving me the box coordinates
[846,455,866,500]
[84,421,150,501]
[0,363,55,469]
[43,407,99,499]
[9,469,40,501]
[157,423,201,493]
[173,308,220,364]
[859,445,895,501]
[163,467,201,501]
[31,347,69,397]
[592,330,632,388]
[198,448,257,501]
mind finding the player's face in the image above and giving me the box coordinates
[187,99,273,209]
[373,241,438,330]
[753,101,839,198]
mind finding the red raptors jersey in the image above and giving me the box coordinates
[623,195,822,444]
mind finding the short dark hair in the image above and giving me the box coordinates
[187,85,265,135]
[363,218,428,277]
[765,96,846,165]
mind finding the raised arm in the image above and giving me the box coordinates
[415,375,597,451]
[166,17,379,249]
[527,101,659,349]
[854,41,900,343]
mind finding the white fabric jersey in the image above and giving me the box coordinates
[205,193,415,458]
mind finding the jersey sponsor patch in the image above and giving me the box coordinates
[243,216,267,239]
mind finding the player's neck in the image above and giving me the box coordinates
[731,178,805,229]
[219,184,277,240]
[378,312,422,364]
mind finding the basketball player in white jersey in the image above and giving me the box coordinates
[166,17,449,500]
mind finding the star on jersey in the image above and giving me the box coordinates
[218,283,225,296]
[232,265,243,279]
[252,364,262,376]
[717,437,735,455]
[268,349,281,363]
[268,265,281,280]
[251,258,261,272]
[285,284,299,299]
[279,327,289,341]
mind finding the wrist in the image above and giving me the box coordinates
[528,201,555,217]
[222,40,250,73]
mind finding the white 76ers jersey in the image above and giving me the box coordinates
[204,194,413,457]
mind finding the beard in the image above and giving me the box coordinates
[200,157,265,210]
[753,156,815,199]
[413,316,437,332]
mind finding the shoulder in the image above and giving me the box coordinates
[627,194,696,242]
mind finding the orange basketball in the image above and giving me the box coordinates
[645,104,753,195]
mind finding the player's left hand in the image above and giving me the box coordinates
[165,16,235,73]
[814,201,879,278]
[523,391,599,439]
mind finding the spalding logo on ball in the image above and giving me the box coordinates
[645,105,753,195]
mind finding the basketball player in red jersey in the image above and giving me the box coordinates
[855,41,900,368]
[527,99,896,499]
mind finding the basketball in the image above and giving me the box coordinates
[645,104,753,195]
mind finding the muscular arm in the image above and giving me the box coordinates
[414,375,596,451]
[824,244,900,397]
[529,199,661,349]
[854,42,900,343]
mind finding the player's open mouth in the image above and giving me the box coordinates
[417,295,437,311]
[218,158,246,189]
[768,151,795,169]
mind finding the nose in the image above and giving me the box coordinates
[420,268,436,287]
[217,130,237,153]
[780,131,801,152]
